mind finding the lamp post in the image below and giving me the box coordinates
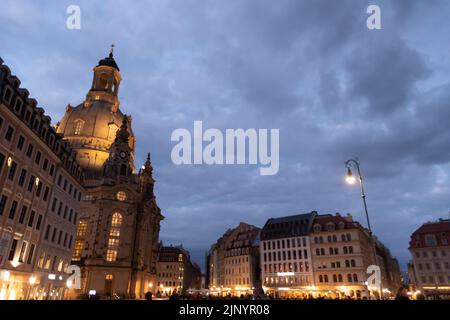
[345,158,382,299]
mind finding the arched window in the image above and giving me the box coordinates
[349,246,354,254]
[316,248,320,256]
[347,274,353,282]
[353,274,358,282]
[346,233,352,241]
[319,275,323,283]
[106,213,122,262]
[341,234,346,242]
[350,259,356,267]
[338,274,343,282]
[74,120,84,135]
[343,246,348,254]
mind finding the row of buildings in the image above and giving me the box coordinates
[206,212,402,299]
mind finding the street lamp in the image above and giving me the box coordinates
[345,158,382,299]
[345,158,371,233]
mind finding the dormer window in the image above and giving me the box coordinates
[313,224,322,232]
[327,222,335,231]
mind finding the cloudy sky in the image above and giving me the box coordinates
[1,0,450,270]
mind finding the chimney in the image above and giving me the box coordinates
[345,213,353,222]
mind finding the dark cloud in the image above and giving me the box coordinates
[1,0,450,269]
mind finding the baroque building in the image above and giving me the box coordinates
[56,50,164,299]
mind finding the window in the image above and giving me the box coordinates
[18,205,28,224]
[26,144,34,157]
[28,210,36,227]
[49,164,55,176]
[7,161,17,181]
[43,158,49,171]
[116,191,126,201]
[36,181,43,197]
[77,219,88,237]
[17,135,25,150]
[18,241,27,263]
[27,244,35,264]
[106,213,122,262]
[51,227,57,242]
[74,121,83,135]
[28,175,36,192]
[0,152,4,172]
[425,234,437,247]
[5,126,14,141]
[43,186,49,201]
[8,200,18,219]
[35,151,41,165]
[0,195,9,216]
[18,169,27,186]
[8,239,19,261]
[36,214,43,230]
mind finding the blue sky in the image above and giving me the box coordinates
[2,0,450,270]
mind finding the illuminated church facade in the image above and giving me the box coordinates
[56,49,163,299]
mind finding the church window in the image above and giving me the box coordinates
[106,213,122,262]
[74,121,84,135]
[108,123,119,141]
[116,191,126,202]
[76,219,88,237]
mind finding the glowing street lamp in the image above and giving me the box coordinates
[345,168,356,185]
[345,158,383,299]
[344,158,371,232]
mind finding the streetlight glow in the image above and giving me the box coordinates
[345,168,356,185]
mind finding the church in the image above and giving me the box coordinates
[56,48,164,299]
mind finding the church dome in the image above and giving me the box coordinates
[56,50,135,175]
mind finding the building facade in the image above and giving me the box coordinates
[207,222,261,296]
[311,213,401,299]
[57,51,164,299]
[0,57,84,300]
[156,244,201,296]
[310,213,375,298]
[409,218,450,298]
[260,213,316,297]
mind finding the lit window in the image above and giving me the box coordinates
[74,121,84,135]
[72,239,84,261]
[106,213,122,262]
[116,191,126,202]
[77,219,88,237]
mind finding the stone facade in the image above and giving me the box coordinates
[260,212,316,297]
[59,52,164,299]
[0,57,84,300]
[409,218,450,298]
[156,244,202,296]
[207,222,261,296]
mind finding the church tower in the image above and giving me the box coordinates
[56,46,136,176]
[60,50,164,299]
